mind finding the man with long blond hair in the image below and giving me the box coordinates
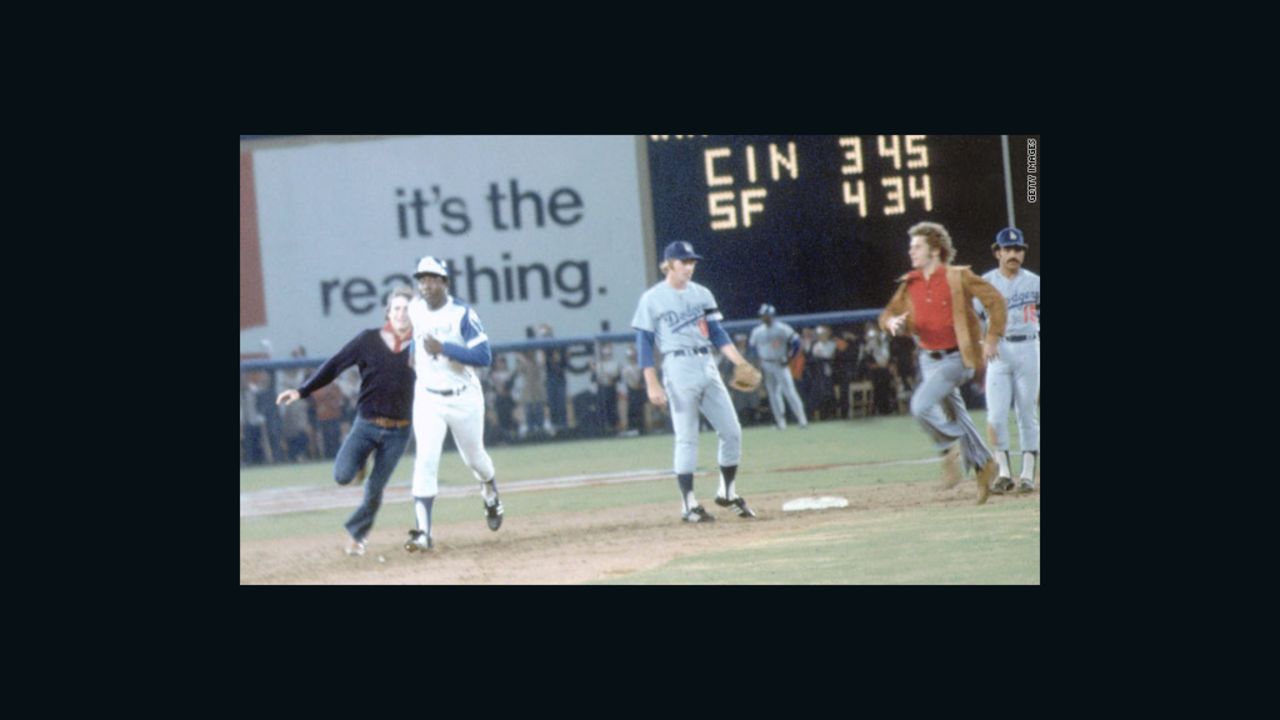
[879,222,1007,504]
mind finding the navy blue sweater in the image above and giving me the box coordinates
[298,329,415,421]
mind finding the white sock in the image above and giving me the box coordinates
[996,451,1011,478]
[1021,452,1037,480]
[480,478,496,503]
[684,490,698,513]
[414,497,435,535]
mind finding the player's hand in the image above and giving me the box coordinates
[276,389,300,406]
[647,384,668,408]
[886,313,908,336]
[424,335,444,355]
[982,337,999,361]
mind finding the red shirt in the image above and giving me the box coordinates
[905,268,959,350]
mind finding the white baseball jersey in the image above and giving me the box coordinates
[630,281,722,353]
[978,269,1040,335]
[408,295,489,391]
[748,321,798,363]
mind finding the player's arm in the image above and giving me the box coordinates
[706,319,747,366]
[279,333,361,405]
[787,332,801,360]
[440,308,493,367]
[635,329,667,407]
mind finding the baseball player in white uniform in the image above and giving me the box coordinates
[632,241,758,522]
[978,228,1040,494]
[748,304,808,430]
[403,256,503,552]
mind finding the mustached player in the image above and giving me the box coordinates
[632,241,758,522]
[404,256,503,552]
[978,227,1040,494]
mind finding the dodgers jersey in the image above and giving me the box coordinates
[749,322,798,362]
[631,281,723,354]
[408,295,489,391]
[978,268,1040,336]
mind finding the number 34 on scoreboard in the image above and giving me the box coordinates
[840,135,933,218]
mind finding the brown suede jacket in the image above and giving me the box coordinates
[877,265,1008,371]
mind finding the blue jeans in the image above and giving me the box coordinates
[334,416,412,541]
[910,351,992,474]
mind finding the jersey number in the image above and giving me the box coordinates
[1024,305,1037,323]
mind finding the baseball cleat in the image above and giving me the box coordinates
[940,445,963,489]
[345,537,367,557]
[715,495,757,518]
[484,497,504,531]
[990,477,1015,495]
[682,505,716,523]
[1017,479,1036,494]
[404,530,433,552]
[976,459,997,505]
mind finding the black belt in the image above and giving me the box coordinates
[669,347,710,357]
[924,347,960,360]
[1005,334,1037,342]
[426,386,468,397]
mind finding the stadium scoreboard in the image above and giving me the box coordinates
[645,135,1023,320]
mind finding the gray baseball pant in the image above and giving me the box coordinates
[663,356,742,474]
[762,360,807,428]
[984,339,1040,452]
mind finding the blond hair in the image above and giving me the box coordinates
[384,286,414,318]
[908,221,956,264]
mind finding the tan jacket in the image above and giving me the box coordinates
[878,265,1008,372]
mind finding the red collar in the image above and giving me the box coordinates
[383,322,411,353]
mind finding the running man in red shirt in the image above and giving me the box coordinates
[879,222,1008,504]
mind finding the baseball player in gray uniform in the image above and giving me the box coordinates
[632,241,759,522]
[748,304,808,430]
[978,227,1040,494]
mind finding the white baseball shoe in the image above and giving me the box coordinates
[345,537,367,556]
[682,506,716,523]
[404,530,433,552]
[715,495,757,518]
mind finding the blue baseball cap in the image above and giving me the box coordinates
[993,227,1028,250]
[663,241,703,261]
[758,303,777,316]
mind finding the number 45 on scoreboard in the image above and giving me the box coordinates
[840,135,933,218]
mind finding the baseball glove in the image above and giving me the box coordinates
[730,363,763,392]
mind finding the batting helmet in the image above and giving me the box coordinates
[992,227,1028,251]
[758,303,776,317]
[414,256,449,279]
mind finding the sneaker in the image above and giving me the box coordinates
[1017,478,1036,494]
[990,476,1015,495]
[484,497,504,531]
[404,530,433,552]
[976,458,997,505]
[345,537,367,556]
[715,495,757,518]
[682,505,716,523]
[940,444,963,489]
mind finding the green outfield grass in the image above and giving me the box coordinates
[241,411,1041,584]
[592,499,1039,585]
[240,411,1020,492]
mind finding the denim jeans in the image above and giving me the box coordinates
[910,351,992,474]
[334,416,412,541]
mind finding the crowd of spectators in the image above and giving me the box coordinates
[241,322,990,466]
